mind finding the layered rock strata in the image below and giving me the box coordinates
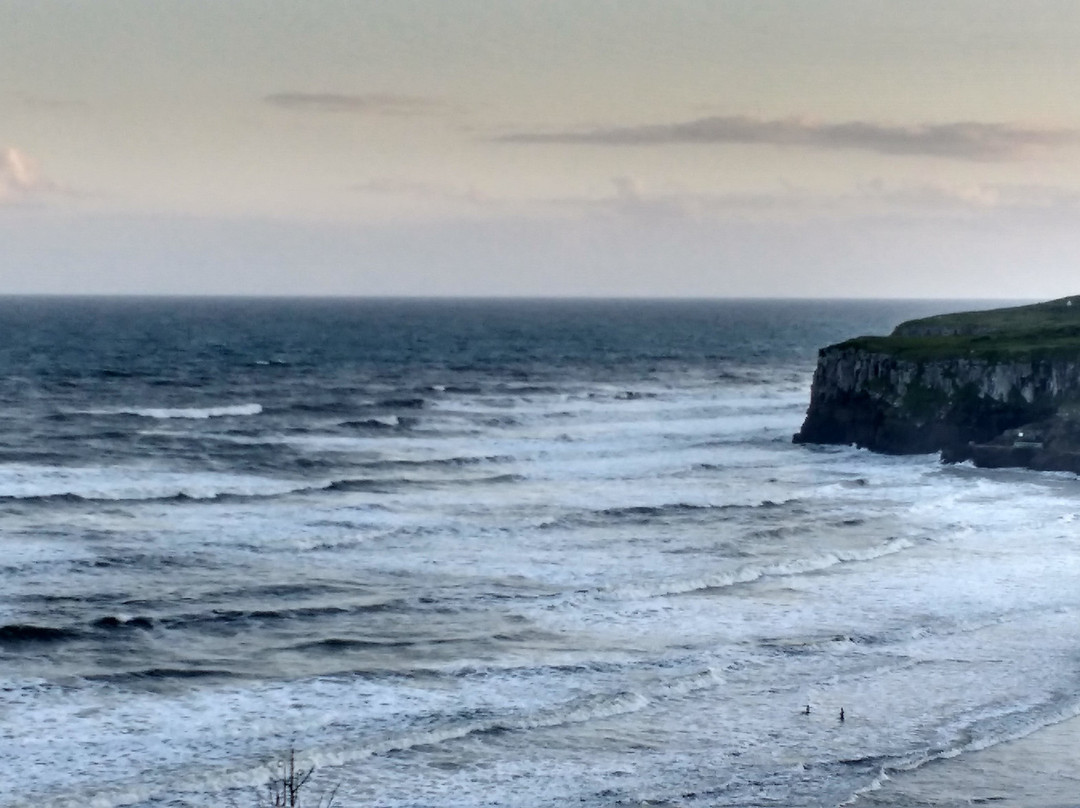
[794,297,1080,472]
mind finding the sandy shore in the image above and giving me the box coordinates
[855,712,1080,807]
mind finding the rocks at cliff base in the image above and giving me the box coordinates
[793,296,1080,473]
[961,412,1080,472]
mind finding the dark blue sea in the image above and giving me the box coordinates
[3,298,1079,808]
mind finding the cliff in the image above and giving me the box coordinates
[794,296,1080,472]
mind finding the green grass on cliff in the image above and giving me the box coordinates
[837,296,1080,362]
[890,296,1080,337]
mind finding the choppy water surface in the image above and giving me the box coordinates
[2,297,1078,808]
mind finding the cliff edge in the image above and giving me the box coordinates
[794,296,1080,472]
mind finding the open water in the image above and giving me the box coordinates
[2,297,1079,808]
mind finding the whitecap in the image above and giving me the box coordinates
[83,403,264,419]
[121,403,263,419]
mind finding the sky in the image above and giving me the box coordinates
[3,0,1080,298]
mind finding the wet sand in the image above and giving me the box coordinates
[857,713,1080,807]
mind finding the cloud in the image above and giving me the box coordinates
[264,92,450,116]
[347,177,497,221]
[536,176,1080,228]
[352,177,485,200]
[499,115,1080,160]
[338,170,1080,228]
[0,146,57,203]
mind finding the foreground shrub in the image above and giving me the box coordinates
[257,749,338,808]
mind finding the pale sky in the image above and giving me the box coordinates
[3,0,1080,297]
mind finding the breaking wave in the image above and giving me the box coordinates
[100,403,263,419]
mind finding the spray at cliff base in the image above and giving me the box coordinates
[2,298,1079,808]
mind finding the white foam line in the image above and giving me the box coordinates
[19,670,726,808]
[305,670,725,773]
[602,538,915,602]
[303,689,651,773]
[840,698,1080,807]
[84,403,263,419]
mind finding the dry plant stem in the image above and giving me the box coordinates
[260,749,338,808]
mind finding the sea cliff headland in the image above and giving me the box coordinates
[794,296,1080,473]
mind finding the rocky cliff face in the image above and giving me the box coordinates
[794,297,1080,471]
[793,345,1078,464]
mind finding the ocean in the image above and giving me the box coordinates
[2,297,1079,808]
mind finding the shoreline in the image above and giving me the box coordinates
[851,710,1080,806]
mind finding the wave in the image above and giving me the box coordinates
[305,666,722,774]
[542,498,801,529]
[605,499,795,519]
[92,615,154,630]
[0,623,80,644]
[6,615,152,645]
[124,692,650,808]
[278,400,358,415]
[290,637,417,652]
[0,483,322,506]
[358,454,512,470]
[648,667,725,697]
[88,667,242,683]
[90,403,263,419]
[601,538,915,601]
[600,502,715,518]
[287,625,555,655]
[0,490,284,506]
[840,696,1080,806]
[275,397,425,419]
[376,397,426,409]
[326,472,522,493]
[13,665,718,808]
[480,473,524,484]
[427,384,481,394]
[493,383,561,395]
[298,690,650,779]
[212,581,355,600]
[323,478,401,493]
[0,463,521,505]
[0,463,343,505]
[158,600,406,632]
[338,416,413,430]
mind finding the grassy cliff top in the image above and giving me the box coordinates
[836,296,1080,361]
